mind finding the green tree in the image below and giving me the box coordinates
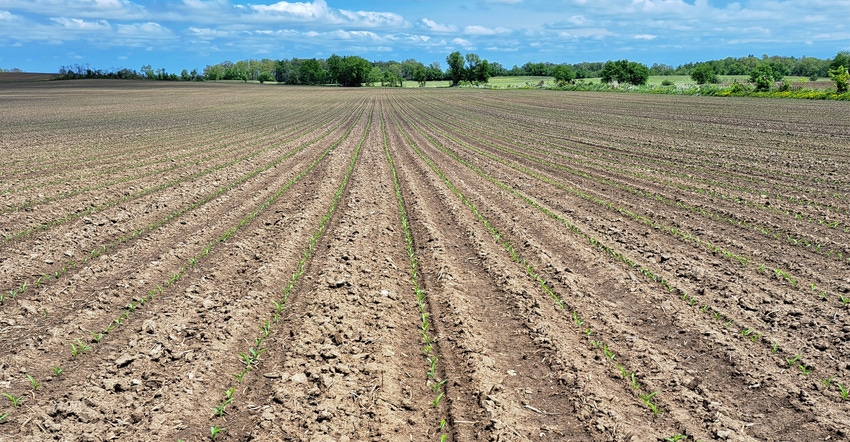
[327,55,371,87]
[464,53,490,84]
[690,63,719,84]
[552,64,576,84]
[828,65,849,93]
[749,63,777,91]
[258,72,275,83]
[299,58,325,85]
[601,60,649,85]
[829,51,850,70]
[446,51,465,86]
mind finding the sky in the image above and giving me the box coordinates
[1,0,849,73]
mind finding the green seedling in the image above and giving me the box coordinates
[212,403,228,417]
[260,321,272,338]
[439,419,447,431]
[639,391,661,415]
[665,434,688,442]
[822,376,835,389]
[837,383,849,400]
[572,311,584,326]
[799,365,813,375]
[602,345,616,361]
[427,356,439,378]
[772,342,779,354]
[210,426,226,440]
[232,369,248,383]
[0,412,7,422]
[3,393,23,408]
[431,378,447,393]
[630,372,640,390]
[840,295,850,306]
[432,391,445,408]
[26,374,40,390]
[51,366,64,377]
[70,339,91,357]
[90,332,104,343]
[786,354,801,367]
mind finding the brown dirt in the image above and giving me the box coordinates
[0,80,848,442]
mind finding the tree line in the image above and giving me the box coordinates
[55,51,850,88]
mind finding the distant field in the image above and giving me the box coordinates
[0,72,57,82]
[403,75,829,89]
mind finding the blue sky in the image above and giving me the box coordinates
[1,0,848,73]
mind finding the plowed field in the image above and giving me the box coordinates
[1,80,849,442]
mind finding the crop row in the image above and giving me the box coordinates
[0,98,372,431]
[0,100,366,305]
[208,101,373,440]
[380,103,449,440]
[389,98,665,418]
[391,93,849,406]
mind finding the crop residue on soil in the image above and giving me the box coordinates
[0,80,849,441]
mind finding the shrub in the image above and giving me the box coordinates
[690,63,719,84]
[661,79,674,86]
[729,82,749,94]
[828,65,849,93]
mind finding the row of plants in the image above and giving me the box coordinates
[389,100,665,418]
[408,94,850,257]
[0,101,374,433]
[1,99,335,207]
[390,96,848,406]
[416,92,850,212]
[2,99,351,239]
[209,102,373,441]
[394,97,844,307]
[380,104,449,441]
[0,100,367,306]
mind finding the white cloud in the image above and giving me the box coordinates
[339,9,405,28]
[464,25,510,36]
[420,18,456,33]
[568,15,587,25]
[115,22,175,42]
[50,17,111,31]
[633,34,656,40]
[452,37,475,50]
[250,0,331,20]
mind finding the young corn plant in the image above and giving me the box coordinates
[210,426,226,441]
[639,391,662,416]
[26,374,40,391]
[836,383,849,400]
[3,393,23,408]
[70,339,91,358]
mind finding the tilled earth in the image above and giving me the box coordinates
[0,80,848,441]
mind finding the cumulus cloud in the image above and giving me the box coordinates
[420,18,456,33]
[50,17,112,31]
[463,25,510,36]
[250,0,331,21]
[339,9,406,28]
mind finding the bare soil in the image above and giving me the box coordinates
[0,80,848,441]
